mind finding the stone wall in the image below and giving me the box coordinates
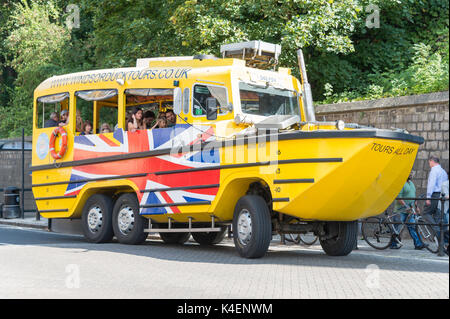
[315,91,449,197]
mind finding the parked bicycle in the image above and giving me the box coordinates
[285,233,319,245]
[361,203,439,253]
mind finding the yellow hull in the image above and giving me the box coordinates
[269,138,418,221]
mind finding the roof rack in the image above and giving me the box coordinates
[220,40,281,69]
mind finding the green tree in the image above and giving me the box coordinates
[1,0,70,137]
[84,0,185,68]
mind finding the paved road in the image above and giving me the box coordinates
[0,225,448,299]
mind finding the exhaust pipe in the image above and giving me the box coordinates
[297,49,316,122]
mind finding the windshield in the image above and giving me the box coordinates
[239,82,300,117]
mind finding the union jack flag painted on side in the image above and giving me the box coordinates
[66,125,220,215]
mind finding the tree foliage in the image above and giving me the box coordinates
[0,0,448,137]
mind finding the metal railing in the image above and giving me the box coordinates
[0,128,39,220]
[365,195,449,257]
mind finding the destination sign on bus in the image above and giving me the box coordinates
[50,68,192,88]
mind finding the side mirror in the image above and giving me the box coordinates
[206,97,218,121]
[225,102,233,113]
[173,87,182,115]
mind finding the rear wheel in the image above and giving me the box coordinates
[320,221,357,256]
[112,193,148,245]
[232,195,272,259]
[81,194,114,243]
[160,232,190,244]
[361,217,393,250]
[192,227,227,245]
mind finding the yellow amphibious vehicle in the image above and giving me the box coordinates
[31,41,423,258]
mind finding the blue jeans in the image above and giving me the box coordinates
[391,212,424,248]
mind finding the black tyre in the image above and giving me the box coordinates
[361,217,393,250]
[416,219,439,253]
[112,193,148,245]
[232,195,272,259]
[160,232,190,244]
[81,194,114,243]
[320,221,358,256]
[192,227,227,245]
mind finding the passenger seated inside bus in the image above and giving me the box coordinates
[44,112,59,128]
[80,120,92,135]
[59,109,69,126]
[150,116,168,129]
[127,107,146,132]
[76,109,83,133]
[100,123,112,133]
[165,109,176,127]
[143,111,155,128]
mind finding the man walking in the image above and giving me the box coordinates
[390,174,427,250]
[424,156,449,244]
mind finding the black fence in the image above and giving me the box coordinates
[364,196,448,256]
[0,128,39,220]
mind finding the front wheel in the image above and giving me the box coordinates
[361,217,393,250]
[320,221,357,256]
[232,195,272,259]
[416,218,439,253]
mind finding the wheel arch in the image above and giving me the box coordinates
[71,180,139,218]
[211,174,272,221]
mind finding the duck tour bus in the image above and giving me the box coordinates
[31,41,423,258]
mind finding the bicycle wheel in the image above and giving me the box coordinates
[361,217,393,250]
[284,233,301,244]
[416,219,439,253]
[299,233,319,245]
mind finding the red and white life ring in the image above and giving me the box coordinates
[49,126,68,159]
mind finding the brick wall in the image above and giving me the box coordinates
[315,91,449,197]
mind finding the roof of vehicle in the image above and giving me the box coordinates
[34,57,297,95]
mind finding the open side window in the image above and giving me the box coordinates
[75,89,118,134]
[124,88,175,130]
[36,93,70,129]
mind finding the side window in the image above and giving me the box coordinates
[183,87,190,114]
[75,89,118,135]
[36,93,69,128]
[192,84,227,116]
[125,88,175,130]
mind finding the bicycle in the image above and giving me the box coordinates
[285,233,319,245]
[361,205,439,253]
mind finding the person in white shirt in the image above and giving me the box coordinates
[424,156,449,245]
